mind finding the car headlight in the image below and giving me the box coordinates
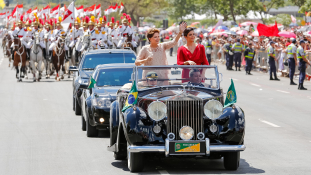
[204,100,223,120]
[92,98,111,108]
[147,101,167,121]
[179,126,194,141]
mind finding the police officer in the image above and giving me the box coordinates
[297,40,311,90]
[244,42,255,75]
[231,38,243,71]
[204,36,213,65]
[268,41,280,81]
[141,32,147,47]
[146,72,158,87]
[223,39,233,70]
[286,39,298,85]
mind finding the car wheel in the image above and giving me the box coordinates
[73,96,75,111]
[224,152,240,170]
[75,97,81,115]
[114,152,126,160]
[127,143,144,172]
[86,117,98,137]
[81,115,86,131]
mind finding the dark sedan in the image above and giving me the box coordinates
[70,49,136,116]
[80,64,135,137]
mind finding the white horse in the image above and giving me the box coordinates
[29,31,44,82]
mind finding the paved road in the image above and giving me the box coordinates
[0,48,311,175]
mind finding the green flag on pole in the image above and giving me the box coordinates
[224,79,237,107]
[88,76,97,89]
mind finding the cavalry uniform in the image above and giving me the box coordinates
[88,28,100,49]
[232,40,244,71]
[68,25,83,57]
[286,42,297,85]
[108,26,119,48]
[98,27,109,49]
[117,18,137,48]
[41,23,53,59]
[244,45,255,75]
[11,26,26,48]
[49,28,68,51]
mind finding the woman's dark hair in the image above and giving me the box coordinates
[146,28,160,41]
[183,27,195,37]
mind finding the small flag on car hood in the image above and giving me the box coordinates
[224,79,237,107]
[88,76,96,89]
[122,81,138,112]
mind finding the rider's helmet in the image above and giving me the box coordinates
[74,17,80,27]
[56,17,63,28]
[88,16,95,26]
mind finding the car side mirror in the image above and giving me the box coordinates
[69,66,78,72]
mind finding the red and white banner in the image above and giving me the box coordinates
[51,4,60,18]
[291,15,296,24]
[75,5,83,18]
[12,4,23,18]
[62,2,74,24]
[96,4,101,17]
[0,12,6,19]
[29,7,37,19]
[119,2,124,14]
[88,4,96,16]
[41,5,50,18]
[24,8,32,19]
[111,3,118,13]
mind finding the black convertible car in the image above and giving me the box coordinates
[108,65,246,172]
[80,64,135,137]
[70,49,136,116]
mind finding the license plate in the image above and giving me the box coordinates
[175,143,200,152]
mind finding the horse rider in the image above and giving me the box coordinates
[68,18,83,61]
[11,17,27,61]
[108,17,119,49]
[48,18,68,60]
[86,16,100,50]
[41,21,53,60]
[24,19,41,60]
[98,20,109,49]
[117,17,137,50]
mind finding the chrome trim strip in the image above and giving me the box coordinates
[165,138,169,157]
[210,145,246,152]
[205,138,210,155]
[127,144,246,153]
[128,146,165,153]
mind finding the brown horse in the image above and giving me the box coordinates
[13,36,27,82]
[52,38,66,81]
[3,34,13,66]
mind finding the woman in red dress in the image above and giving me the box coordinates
[177,27,209,82]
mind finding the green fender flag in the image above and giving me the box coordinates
[88,76,96,89]
[122,81,138,112]
[224,79,237,107]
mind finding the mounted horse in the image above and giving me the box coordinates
[52,37,66,81]
[30,31,44,82]
[3,34,13,67]
[13,36,27,82]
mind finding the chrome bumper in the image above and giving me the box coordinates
[127,138,246,156]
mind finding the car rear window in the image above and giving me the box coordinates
[82,53,136,69]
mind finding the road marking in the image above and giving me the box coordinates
[276,90,290,94]
[259,89,263,91]
[159,170,169,175]
[259,119,280,127]
[250,83,261,87]
[229,78,238,81]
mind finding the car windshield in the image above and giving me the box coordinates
[82,53,136,69]
[96,68,133,87]
[135,66,219,90]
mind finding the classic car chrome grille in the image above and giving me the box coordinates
[167,99,203,140]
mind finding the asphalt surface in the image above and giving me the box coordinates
[0,47,311,175]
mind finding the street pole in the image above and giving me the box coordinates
[73,0,75,46]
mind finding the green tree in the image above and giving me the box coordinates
[290,0,306,8]
[298,0,311,13]
[256,0,285,24]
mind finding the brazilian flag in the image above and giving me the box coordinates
[122,81,138,112]
[88,76,96,89]
[224,79,237,107]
